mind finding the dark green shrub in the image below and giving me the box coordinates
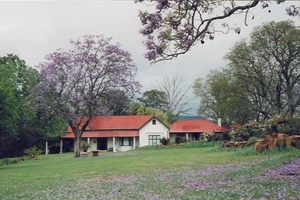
[223,132,231,141]
[160,137,170,145]
[278,118,300,135]
[210,133,223,141]
[248,128,263,138]
[175,136,181,144]
[0,157,24,166]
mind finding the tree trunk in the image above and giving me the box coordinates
[74,133,81,157]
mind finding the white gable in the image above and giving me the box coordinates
[139,118,169,147]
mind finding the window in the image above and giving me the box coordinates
[149,135,161,145]
[177,134,185,137]
[152,119,156,125]
[119,137,133,146]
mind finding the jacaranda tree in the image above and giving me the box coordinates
[137,0,300,62]
[34,35,141,157]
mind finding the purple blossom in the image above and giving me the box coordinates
[286,5,300,16]
[223,7,231,15]
[33,35,141,156]
[262,2,269,9]
[263,157,300,178]
[234,27,241,34]
[156,0,168,10]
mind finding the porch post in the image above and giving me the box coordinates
[60,139,63,153]
[45,141,48,154]
[113,137,116,152]
[133,137,136,149]
[87,137,90,144]
[186,133,188,142]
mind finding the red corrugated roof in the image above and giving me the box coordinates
[86,115,154,130]
[62,131,139,138]
[169,119,226,133]
[62,115,154,138]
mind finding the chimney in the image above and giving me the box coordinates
[217,117,222,127]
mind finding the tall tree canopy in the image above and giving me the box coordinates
[138,89,168,111]
[193,69,254,127]
[226,20,300,120]
[0,54,64,158]
[194,20,300,126]
[136,106,169,125]
[137,0,299,62]
[34,35,141,157]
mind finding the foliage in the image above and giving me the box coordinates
[166,111,178,124]
[109,90,132,115]
[175,136,182,144]
[277,118,300,135]
[193,69,255,127]
[0,54,65,159]
[201,131,215,141]
[136,0,300,62]
[247,136,259,146]
[80,141,91,152]
[33,35,141,157]
[229,115,300,142]
[160,137,170,145]
[223,132,231,141]
[138,89,167,111]
[23,146,43,160]
[128,103,142,115]
[226,20,300,120]
[0,82,18,157]
[136,106,169,125]
[0,157,26,166]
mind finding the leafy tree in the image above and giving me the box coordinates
[136,106,169,125]
[129,103,142,115]
[136,0,299,62]
[138,89,168,111]
[193,69,254,127]
[0,54,65,158]
[0,81,18,158]
[225,20,300,119]
[108,90,132,115]
[34,35,141,157]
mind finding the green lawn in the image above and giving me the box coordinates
[0,145,299,199]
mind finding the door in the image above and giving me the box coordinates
[97,138,107,150]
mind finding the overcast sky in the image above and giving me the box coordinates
[1,0,299,115]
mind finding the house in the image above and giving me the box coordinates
[60,115,169,152]
[169,119,226,142]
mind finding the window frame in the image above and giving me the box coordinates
[148,135,161,146]
[152,119,156,125]
[119,137,133,146]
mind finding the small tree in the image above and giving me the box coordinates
[34,35,141,157]
[80,141,91,152]
[24,146,43,160]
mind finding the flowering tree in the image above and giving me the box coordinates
[34,35,141,157]
[137,0,300,62]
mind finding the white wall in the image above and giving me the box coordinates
[89,138,97,151]
[139,119,169,147]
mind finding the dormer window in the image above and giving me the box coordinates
[152,119,156,125]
